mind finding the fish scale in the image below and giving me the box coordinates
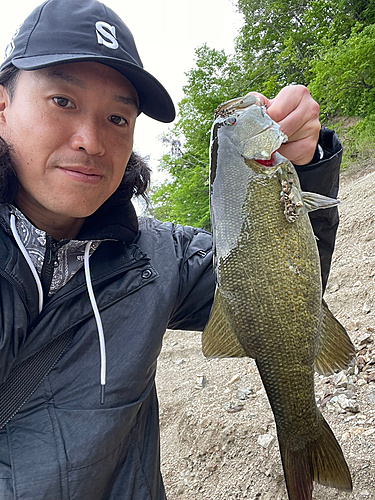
[203,94,355,500]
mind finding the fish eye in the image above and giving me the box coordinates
[224,116,237,126]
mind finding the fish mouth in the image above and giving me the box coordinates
[256,153,277,167]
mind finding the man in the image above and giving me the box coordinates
[0,1,342,499]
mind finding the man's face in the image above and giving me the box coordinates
[0,61,139,229]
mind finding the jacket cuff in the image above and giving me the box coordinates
[294,127,343,198]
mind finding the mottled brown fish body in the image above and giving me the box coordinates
[219,160,321,432]
[203,99,355,500]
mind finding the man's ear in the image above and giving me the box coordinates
[0,86,10,124]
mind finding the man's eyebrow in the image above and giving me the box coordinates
[44,70,86,88]
[43,70,139,111]
[113,95,139,112]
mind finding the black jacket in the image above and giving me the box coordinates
[0,128,342,499]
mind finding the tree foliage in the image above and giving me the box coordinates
[151,46,248,229]
[150,0,375,228]
[309,24,375,117]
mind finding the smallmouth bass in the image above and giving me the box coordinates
[203,93,355,500]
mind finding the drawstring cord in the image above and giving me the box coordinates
[10,214,106,404]
[84,241,106,404]
[10,214,44,314]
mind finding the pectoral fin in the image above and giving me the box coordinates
[302,192,341,212]
[314,300,356,375]
[202,288,248,358]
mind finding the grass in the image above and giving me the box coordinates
[323,115,375,169]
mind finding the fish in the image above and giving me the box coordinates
[202,93,355,500]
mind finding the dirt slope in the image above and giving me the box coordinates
[156,158,375,500]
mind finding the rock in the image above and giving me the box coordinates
[228,374,241,385]
[257,434,275,450]
[195,374,207,389]
[362,301,372,314]
[350,426,364,436]
[369,391,375,404]
[199,418,212,429]
[357,331,373,346]
[332,371,348,387]
[357,355,366,370]
[342,389,356,399]
[335,394,360,413]
[237,387,253,400]
[341,431,351,441]
[224,402,245,413]
[346,319,360,331]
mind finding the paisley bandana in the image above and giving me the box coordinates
[1,204,102,296]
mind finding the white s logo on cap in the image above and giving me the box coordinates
[95,21,119,50]
[3,25,21,61]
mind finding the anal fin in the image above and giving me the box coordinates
[314,300,356,375]
[202,288,248,358]
[302,192,341,212]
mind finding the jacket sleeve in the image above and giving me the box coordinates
[167,226,215,332]
[294,127,342,292]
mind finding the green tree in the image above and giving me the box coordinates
[309,24,375,117]
[151,0,375,227]
[236,0,357,92]
[151,46,247,229]
[342,0,375,23]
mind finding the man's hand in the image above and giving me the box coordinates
[251,85,321,165]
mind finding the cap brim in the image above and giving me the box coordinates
[12,54,176,123]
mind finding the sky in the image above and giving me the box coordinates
[0,0,244,181]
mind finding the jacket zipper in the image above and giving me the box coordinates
[40,236,60,299]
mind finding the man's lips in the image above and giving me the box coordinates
[58,166,103,184]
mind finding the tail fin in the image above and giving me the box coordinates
[279,415,352,500]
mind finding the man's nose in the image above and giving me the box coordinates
[70,117,105,156]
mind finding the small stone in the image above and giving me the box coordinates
[336,394,359,413]
[368,391,375,404]
[357,331,373,346]
[228,374,241,385]
[363,428,375,436]
[341,431,351,441]
[224,401,245,413]
[342,389,356,399]
[257,434,275,449]
[362,302,372,314]
[195,375,207,389]
[350,426,364,436]
[237,387,253,400]
[199,418,212,428]
[332,371,348,387]
[174,358,185,365]
[347,319,360,331]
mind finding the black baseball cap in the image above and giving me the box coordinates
[0,0,176,123]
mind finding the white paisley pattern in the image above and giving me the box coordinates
[0,204,102,296]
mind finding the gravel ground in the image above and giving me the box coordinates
[156,158,375,500]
